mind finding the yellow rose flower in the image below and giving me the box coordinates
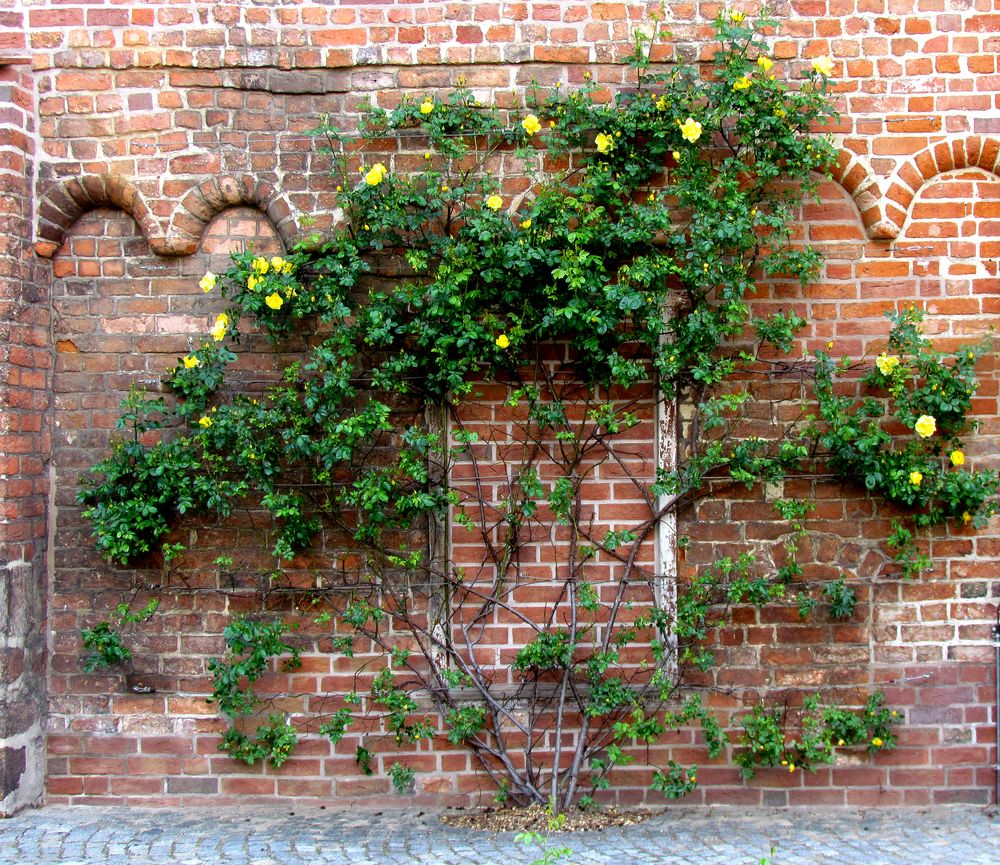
[247,275,260,292]
[495,333,510,349]
[875,353,900,376]
[758,56,774,72]
[962,511,972,524]
[182,355,200,369]
[733,76,751,91]
[909,471,923,487]
[871,737,883,748]
[486,195,503,211]
[270,256,285,271]
[730,10,745,22]
[950,450,965,466]
[252,257,269,275]
[210,313,229,342]
[521,114,542,135]
[914,415,936,439]
[595,132,614,154]
[678,117,702,143]
[364,163,388,186]
[812,56,835,77]
[671,150,681,161]
[419,98,434,115]
[656,96,667,111]
[198,416,212,429]
[520,219,532,229]
[265,292,284,310]
[199,271,217,293]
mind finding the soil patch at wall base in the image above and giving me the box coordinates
[441,805,651,832]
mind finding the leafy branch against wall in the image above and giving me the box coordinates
[76,10,996,811]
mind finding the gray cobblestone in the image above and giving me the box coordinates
[0,806,997,864]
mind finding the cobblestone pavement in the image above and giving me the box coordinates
[1,805,998,865]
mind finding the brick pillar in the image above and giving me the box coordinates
[0,54,49,816]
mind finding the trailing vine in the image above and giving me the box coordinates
[76,10,996,811]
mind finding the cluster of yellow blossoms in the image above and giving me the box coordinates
[876,353,970,499]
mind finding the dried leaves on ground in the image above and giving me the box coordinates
[440,805,651,833]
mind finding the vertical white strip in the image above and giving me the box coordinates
[655,373,678,672]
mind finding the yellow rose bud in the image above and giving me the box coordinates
[950,450,965,467]
[962,511,972,524]
[871,737,883,748]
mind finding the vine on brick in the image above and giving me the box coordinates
[77,10,996,812]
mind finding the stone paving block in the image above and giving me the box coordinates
[0,806,999,864]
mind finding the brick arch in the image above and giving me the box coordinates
[33,174,159,258]
[828,148,898,241]
[170,176,296,256]
[33,174,297,259]
[880,136,1000,238]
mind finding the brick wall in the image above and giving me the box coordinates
[0,4,49,812]
[2,0,999,807]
